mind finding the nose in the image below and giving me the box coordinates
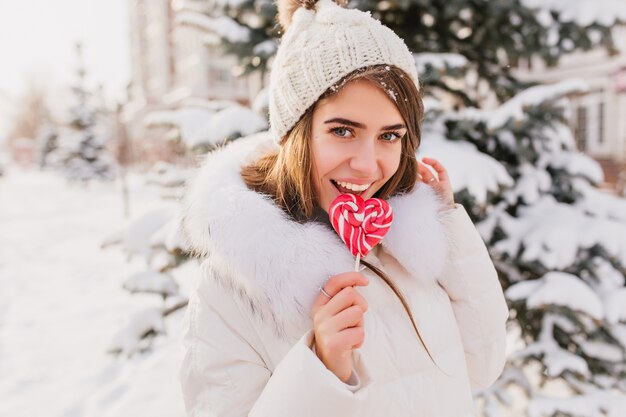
[349,138,378,176]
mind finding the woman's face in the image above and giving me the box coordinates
[310,79,406,212]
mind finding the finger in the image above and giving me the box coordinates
[312,272,369,311]
[316,324,364,357]
[328,305,364,332]
[353,335,365,349]
[337,326,365,352]
[417,159,437,181]
[421,157,450,182]
[319,285,368,320]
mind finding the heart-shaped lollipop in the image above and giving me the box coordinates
[329,193,393,269]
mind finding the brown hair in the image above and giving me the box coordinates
[241,64,424,220]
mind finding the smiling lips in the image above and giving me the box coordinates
[331,179,373,196]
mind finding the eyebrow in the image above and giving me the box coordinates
[324,118,406,131]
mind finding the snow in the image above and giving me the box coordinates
[116,206,177,260]
[144,104,267,149]
[528,395,603,417]
[515,338,591,378]
[144,107,214,146]
[186,104,268,148]
[522,0,626,27]
[505,279,543,301]
[422,97,442,114]
[145,162,191,189]
[0,169,198,417]
[512,315,591,378]
[573,178,626,222]
[544,348,591,378]
[123,270,179,297]
[505,163,552,205]
[108,307,166,356]
[252,39,277,57]
[414,52,468,73]
[212,0,249,7]
[252,87,269,115]
[150,214,190,253]
[591,257,626,289]
[549,152,604,184]
[175,11,251,43]
[462,79,588,131]
[577,339,623,362]
[494,195,626,269]
[508,271,604,320]
[420,123,514,204]
[179,97,238,112]
[604,289,626,325]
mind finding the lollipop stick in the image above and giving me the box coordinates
[354,253,361,272]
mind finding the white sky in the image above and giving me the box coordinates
[0,0,130,138]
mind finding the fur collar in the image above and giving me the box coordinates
[182,132,448,338]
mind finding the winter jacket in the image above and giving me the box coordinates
[179,132,509,417]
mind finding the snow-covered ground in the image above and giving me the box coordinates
[0,169,196,417]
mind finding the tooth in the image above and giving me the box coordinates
[334,181,370,192]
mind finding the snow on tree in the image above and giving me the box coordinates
[174,0,626,415]
[102,86,270,354]
[123,270,179,299]
[102,202,191,355]
[56,43,116,182]
[143,98,267,153]
[35,124,59,169]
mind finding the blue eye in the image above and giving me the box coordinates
[381,132,402,141]
[330,127,353,138]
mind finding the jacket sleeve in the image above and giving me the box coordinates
[179,278,367,417]
[437,204,509,390]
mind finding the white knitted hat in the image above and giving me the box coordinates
[268,0,420,144]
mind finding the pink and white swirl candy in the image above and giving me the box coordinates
[329,194,393,258]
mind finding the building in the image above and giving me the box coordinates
[514,26,626,192]
[125,0,257,163]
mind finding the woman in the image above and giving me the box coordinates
[179,1,509,416]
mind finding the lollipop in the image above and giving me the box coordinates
[329,193,393,271]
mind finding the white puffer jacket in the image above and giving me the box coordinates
[179,132,509,417]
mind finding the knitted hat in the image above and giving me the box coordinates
[269,0,420,144]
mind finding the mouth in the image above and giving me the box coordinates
[330,179,373,197]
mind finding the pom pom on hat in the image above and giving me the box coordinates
[269,0,420,144]
[276,0,348,31]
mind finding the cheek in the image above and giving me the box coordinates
[311,139,338,179]
[310,145,326,192]
[383,145,403,179]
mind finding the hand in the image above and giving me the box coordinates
[418,157,455,211]
[311,272,369,382]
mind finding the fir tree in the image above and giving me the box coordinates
[58,43,115,182]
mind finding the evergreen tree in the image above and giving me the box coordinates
[58,43,115,182]
[35,124,59,169]
[180,0,626,415]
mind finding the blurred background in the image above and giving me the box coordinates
[1,1,626,416]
